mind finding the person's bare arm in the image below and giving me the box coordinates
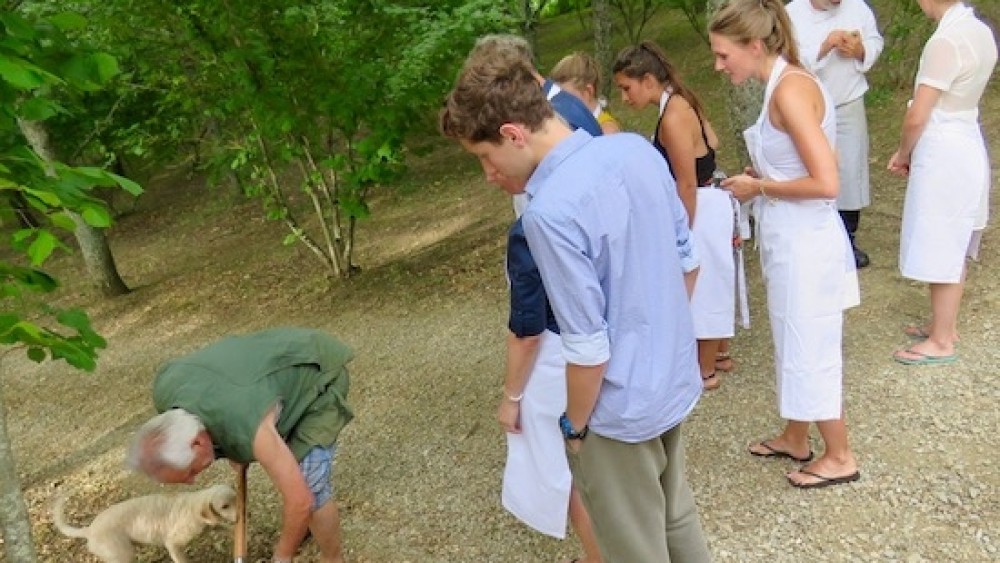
[660,97,699,225]
[499,332,541,433]
[724,75,838,201]
[564,362,606,453]
[888,85,942,176]
[253,407,312,560]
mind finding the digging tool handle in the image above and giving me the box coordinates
[234,463,248,562]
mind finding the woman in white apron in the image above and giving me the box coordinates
[612,40,748,391]
[887,0,997,365]
[499,219,602,563]
[709,0,861,489]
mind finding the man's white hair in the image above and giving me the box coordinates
[126,409,204,473]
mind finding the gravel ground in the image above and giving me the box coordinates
[3,99,998,562]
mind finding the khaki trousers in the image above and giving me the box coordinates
[567,425,710,562]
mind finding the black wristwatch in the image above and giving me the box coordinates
[559,413,588,440]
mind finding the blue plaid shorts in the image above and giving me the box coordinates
[299,444,337,510]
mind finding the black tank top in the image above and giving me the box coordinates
[652,98,717,186]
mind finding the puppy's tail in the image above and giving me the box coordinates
[51,493,88,539]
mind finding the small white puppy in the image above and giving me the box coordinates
[53,484,237,563]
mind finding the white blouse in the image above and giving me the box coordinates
[915,3,998,112]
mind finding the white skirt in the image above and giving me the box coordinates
[900,108,990,283]
[501,330,571,538]
[690,188,739,338]
[758,198,858,421]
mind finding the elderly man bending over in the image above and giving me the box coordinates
[128,327,354,563]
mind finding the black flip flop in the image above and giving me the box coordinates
[748,440,814,463]
[787,469,861,489]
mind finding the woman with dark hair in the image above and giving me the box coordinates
[613,40,746,392]
[709,0,861,488]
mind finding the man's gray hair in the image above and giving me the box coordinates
[126,408,204,473]
[467,34,536,69]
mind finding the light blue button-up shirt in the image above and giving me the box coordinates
[521,130,702,442]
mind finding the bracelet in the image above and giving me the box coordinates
[504,388,524,402]
[758,179,776,201]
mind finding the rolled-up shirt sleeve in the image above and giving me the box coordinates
[672,198,699,274]
[522,208,610,366]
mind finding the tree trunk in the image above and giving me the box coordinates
[17,119,130,297]
[723,82,762,164]
[68,211,130,296]
[592,0,614,99]
[0,377,38,562]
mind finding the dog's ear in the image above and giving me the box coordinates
[202,498,225,524]
[200,504,217,524]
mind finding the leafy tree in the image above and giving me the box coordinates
[663,0,710,44]
[873,0,933,89]
[506,0,554,54]
[29,0,509,281]
[0,10,138,560]
[608,0,666,43]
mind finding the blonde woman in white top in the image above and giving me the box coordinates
[888,0,997,365]
[709,0,861,489]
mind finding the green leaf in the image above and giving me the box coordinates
[48,12,89,31]
[107,172,143,196]
[0,54,47,90]
[48,210,76,231]
[26,346,46,362]
[12,228,34,243]
[19,97,62,121]
[282,232,298,246]
[91,53,120,83]
[27,230,57,265]
[21,186,63,207]
[55,308,90,331]
[0,13,37,40]
[0,313,19,334]
[80,204,111,227]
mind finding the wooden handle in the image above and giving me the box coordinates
[234,464,248,562]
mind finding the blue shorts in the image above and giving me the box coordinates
[299,444,337,510]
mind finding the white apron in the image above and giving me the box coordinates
[834,97,871,211]
[743,58,860,422]
[690,188,747,337]
[900,107,990,282]
[501,329,571,538]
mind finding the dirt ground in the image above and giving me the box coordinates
[2,78,998,561]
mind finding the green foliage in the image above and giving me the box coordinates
[0,11,137,371]
[871,0,933,90]
[608,0,669,43]
[19,0,510,279]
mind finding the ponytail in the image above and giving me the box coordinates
[613,40,707,118]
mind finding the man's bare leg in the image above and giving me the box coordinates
[310,500,345,563]
[568,486,602,563]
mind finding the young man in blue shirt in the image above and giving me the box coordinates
[441,54,710,562]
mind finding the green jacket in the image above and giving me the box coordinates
[153,327,354,463]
